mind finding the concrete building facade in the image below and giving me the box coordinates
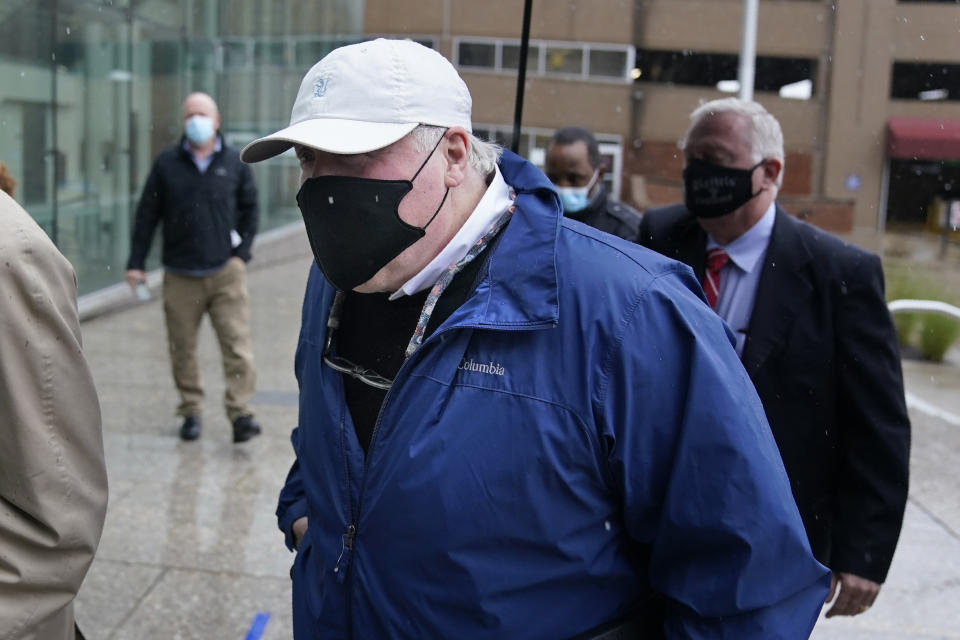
[372,0,960,236]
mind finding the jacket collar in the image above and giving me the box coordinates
[444,150,561,331]
[670,213,709,281]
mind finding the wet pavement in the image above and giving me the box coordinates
[74,241,310,639]
[73,231,960,639]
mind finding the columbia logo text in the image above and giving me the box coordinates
[457,358,506,376]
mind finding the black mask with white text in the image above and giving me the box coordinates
[683,159,764,219]
[295,135,448,291]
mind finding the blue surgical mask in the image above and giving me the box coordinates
[556,170,599,214]
[185,115,215,146]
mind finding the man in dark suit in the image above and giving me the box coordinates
[638,97,910,619]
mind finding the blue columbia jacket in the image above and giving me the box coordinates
[278,151,830,639]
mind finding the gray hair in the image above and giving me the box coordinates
[682,98,785,187]
[411,125,502,179]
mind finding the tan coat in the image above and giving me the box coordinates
[0,190,108,640]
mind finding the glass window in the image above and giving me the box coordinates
[891,61,960,101]
[634,48,816,98]
[254,40,287,67]
[887,159,960,225]
[411,38,436,50]
[502,44,539,72]
[589,49,628,79]
[296,40,337,68]
[187,38,216,74]
[222,41,250,69]
[458,41,495,69]
[0,0,365,296]
[545,47,582,75]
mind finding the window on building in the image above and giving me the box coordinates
[459,41,496,69]
[222,40,250,69]
[887,159,960,226]
[590,49,630,79]
[455,38,634,83]
[502,44,539,72]
[474,124,625,197]
[253,40,287,67]
[634,49,817,99]
[891,61,960,101]
[545,46,583,75]
[296,41,333,68]
[220,36,434,72]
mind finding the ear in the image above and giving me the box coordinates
[442,127,470,188]
[762,158,782,187]
[597,160,608,181]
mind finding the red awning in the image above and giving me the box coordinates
[886,116,960,160]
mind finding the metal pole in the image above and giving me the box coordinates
[738,0,758,101]
[510,0,533,153]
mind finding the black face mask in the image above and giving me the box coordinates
[683,159,764,219]
[296,134,448,292]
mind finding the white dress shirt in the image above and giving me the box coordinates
[706,201,776,356]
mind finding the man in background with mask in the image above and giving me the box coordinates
[639,98,911,621]
[544,125,643,241]
[126,92,261,443]
[242,39,830,639]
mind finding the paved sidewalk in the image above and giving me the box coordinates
[73,246,960,638]
[74,253,312,639]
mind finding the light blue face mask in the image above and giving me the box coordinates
[184,115,215,145]
[556,170,599,214]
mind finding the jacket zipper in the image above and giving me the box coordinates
[340,366,401,640]
[333,524,355,581]
[336,407,355,584]
[339,319,554,637]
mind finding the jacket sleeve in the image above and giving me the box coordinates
[277,427,309,551]
[232,161,259,262]
[0,200,108,640]
[127,161,164,270]
[598,265,830,638]
[829,251,910,582]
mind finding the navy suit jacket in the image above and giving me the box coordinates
[639,203,911,582]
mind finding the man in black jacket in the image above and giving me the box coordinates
[127,92,261,443]
[638,97,910,620]
[545,126,643,241]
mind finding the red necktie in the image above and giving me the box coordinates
[702,248,729,309]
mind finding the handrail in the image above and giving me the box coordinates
[888,299,960,322]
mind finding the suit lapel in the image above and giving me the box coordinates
[670,214,708,281]
[741,207,814,375]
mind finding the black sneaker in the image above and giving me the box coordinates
[232,415,262,443]
[180,415,201,441]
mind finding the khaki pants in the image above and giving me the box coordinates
[163,258,256,422]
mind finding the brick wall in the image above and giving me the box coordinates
[779,199,855,233]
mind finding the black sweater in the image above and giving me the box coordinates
[337,243,491,452]
[127,135,259,271]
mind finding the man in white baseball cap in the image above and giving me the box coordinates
[245,38,830,639]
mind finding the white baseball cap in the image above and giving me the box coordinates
[241,38,473,163]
